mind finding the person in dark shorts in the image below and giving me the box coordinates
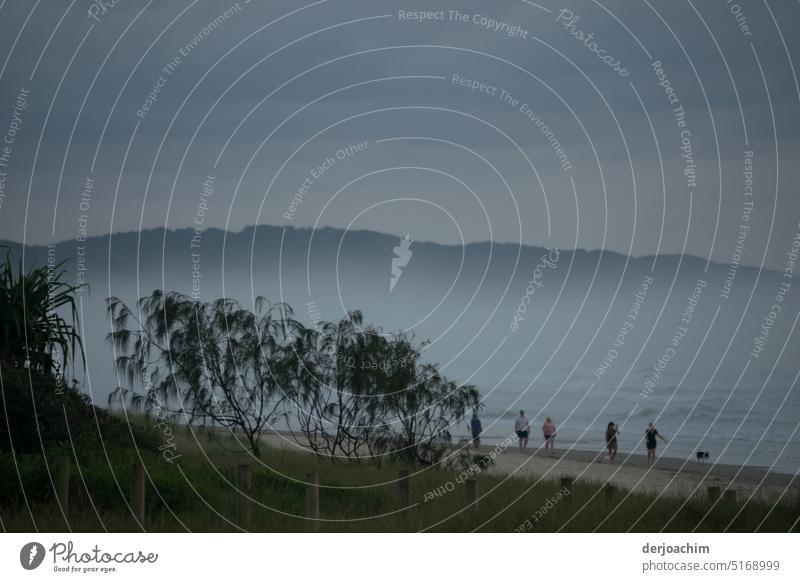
[470,411,482,449]
[515,410,530,449]
[645,421,667,464]
[605,422,619,463]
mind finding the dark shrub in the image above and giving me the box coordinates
[0,367,160,455]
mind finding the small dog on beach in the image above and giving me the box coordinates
[696,451,710,463]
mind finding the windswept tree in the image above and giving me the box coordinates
[107,290,298,457]
[287,311,391,461]
[376,333,480,465]
[288,312,479,465]
[0,249,84,378]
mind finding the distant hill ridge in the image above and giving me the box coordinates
[0,223,765,275]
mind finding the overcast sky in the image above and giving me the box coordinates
[1,0,798,269]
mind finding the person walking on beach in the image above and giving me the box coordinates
[515,410,530,449]
[542,417,557,456]
[470,411,482,449]
[645,421,667,464]
[605,422,619,463]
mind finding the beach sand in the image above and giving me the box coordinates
[254,431,798,503]
[482,444,799,503]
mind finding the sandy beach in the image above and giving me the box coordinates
[485,445,799,503]
[252,430,799,503]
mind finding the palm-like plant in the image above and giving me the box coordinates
[0,249,84,377]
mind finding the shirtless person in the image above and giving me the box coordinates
[542,417,557,456]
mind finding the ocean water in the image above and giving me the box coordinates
[463,367,800,475]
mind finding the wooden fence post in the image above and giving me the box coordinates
[465,478,479,513]
[604,483,617,502]
[398,469,410,506]
[236,464,252,530]
[305,472,320,531]
[723,489,737,503]
[707,486,722,500]
[133,461,146,526]
[55,455,70,515]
